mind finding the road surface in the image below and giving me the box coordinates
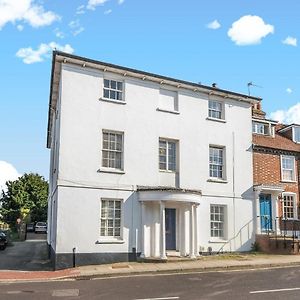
[1,266,300,299]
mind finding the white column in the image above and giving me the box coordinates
[275,194,281,234]
[160,201,167,259]
[255,191,261,234]
[140,201,146,258]
[194,204,199,257]
[189,204,196,259]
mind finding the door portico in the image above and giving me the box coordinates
[254,184,284,234]
[137,187,201,260]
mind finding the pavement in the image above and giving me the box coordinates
[2,253,300,283]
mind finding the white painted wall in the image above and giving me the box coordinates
[50,63,255,256]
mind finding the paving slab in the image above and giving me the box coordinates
[2,254,300,282]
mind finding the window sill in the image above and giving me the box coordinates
[156,108,180,115]
[207,178,228,184]
[159,170,177,174]
[98,168,125,175]
[96,239,125,244]
[209,239,228,243]
[280,180,297,183]
[99,97,126,105]
[206,117,226,123]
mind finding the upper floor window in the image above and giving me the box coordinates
[159,139,177,171]
[293,126,300,143]
[102,131,123,170]
[281,155,295,181]
[252,122,270,135]
[208,100,223,120]
[209,146,225,179]
[282,193,296,220]
[158,89,178,113]
[103,79,123,101]
[210,205,226,238]
[100,199,122,237]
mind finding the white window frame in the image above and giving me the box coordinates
[210,205,226,239]
[252,121,270,135]
[209,146,225,180]
[100,198,123,240]
[102,130,124,171]
[208,100,224,120]
[282,193,297,220]
[159,138,177,172]
[293,126,300,143]
[102,78,124,102]
[281,155,296,182]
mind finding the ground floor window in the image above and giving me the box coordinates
[210,205,225,238]
[283,193,296,219]
[100,199,121,237]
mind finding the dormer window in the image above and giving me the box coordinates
[252,121,270,135]
[293,126,300,143]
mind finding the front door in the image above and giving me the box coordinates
[165,208,176,250]
[259,194,272,231]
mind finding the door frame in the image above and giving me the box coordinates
[259,194,273,232]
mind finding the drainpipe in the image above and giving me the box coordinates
[232,132,236,250]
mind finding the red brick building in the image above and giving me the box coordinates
[252,104,300,235]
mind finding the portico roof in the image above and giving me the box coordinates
[253,184,284,193]
[137,186,202,204]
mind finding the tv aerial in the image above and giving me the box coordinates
[247,81,262,96]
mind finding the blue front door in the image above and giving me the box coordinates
[259,194,272,231]
[165,208,176,250]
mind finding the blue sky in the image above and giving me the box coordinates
[0,0,300,185]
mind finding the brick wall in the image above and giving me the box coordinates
[253,150,300,224]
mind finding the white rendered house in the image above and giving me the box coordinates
[47,51,260,269]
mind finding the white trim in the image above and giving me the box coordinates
[156,108,180,115]
[101,130,124,171]
[208,99,225,121]
[282,192,297,220]
[209,145,226,180]
[280,155,296,182]
[159,138,178,172]
[99,198,124,239]
[99,97,127,105]
[292,126,300,143]
[138,190,201,204]
[206,117,226,123]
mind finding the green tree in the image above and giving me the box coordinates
[0,173,48,227]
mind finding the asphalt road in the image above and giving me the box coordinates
[0,234,51,271]
[1,266,300,299]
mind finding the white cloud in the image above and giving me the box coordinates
[228,15,274,46]
[54,28,64,39]
[104,9,112,14]
[286,88,292,94]
[282,36,297,47]
[76,4,85,15]
[118,0,124,4]
[270,102,300,124]
[0,161,20,193]
[0,0,60,30]
[16,42,74,64]
[206,20,220,30]
[17,24,23,31]
[69,19,84,36]
[87,0,108,10]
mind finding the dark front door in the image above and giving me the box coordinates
[165,208,176,250]
[259,194,272,231]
